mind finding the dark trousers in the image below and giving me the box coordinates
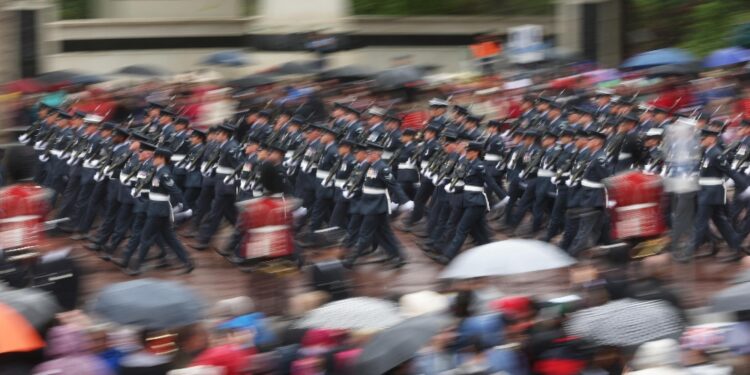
[426,196,449,245]
[121,212,164,265]
[443,206,491,259]
[350,213,403,262]
[57,173,80,219]
[407,178,434,224]
[107,202,135,252]
[692,202,740,255]
[504,176,523,226]
[438,200,464,245]
[94,198,121,245]
[135,215,191,269]
[198,193,238,244]
[545,188,567,241]
[399,181,417,200]
[73,180,95,223]
[78,180,108,233]
[330,200,349,229]
[560,210,580,252]
[569,209,603,256]
[345,213,363,249]
[192,183,214,230]
[184,187,201,210]
[309,197,333,231]
[513,178,549,231]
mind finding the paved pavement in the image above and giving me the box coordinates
[56,223,744,315]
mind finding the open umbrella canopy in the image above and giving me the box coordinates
[645,62,702,78]
[705,47,750,68]
[69,74,107,85]
[565,299,684,347]
[226,73,280,89]
[201,50,251,67]
[318,65,376,81]
[295,297,404,331]
[3,78,47,94]
[273,60,321,75]
[0,287,60,330]
[35,70,85,85]
[440,239,576,279]
[621,48,696,69]
[0,303,45,354]
[373,65,424,90]
[354,314,451,375]
[712,282,750,313]
[114,64,172,77]
[90,278,206,330]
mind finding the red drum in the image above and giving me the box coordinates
[0,184,51,251]
[604,171,667,241]
[238,196,295,260]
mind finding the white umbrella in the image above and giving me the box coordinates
[440,239,576,280]
[294,297,403,331]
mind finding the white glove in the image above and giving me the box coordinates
[18,134,28,143]
[292,207,308,218]
[174,209,193,221]
[519,171,525,179]
[550,176,558,185]
[444,185,455,193]
[399,200,415,212]
[565,179,573,187]
[389,202,399,212]
[492,196,510,210]
[431,176,439,185]
[342,190,353,200]
[606,200,617,209]
[38,154,48,162]
[173,203,184,213]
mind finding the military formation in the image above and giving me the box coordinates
[16,88,750,275]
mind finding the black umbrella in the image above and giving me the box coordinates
[373,65,424,90]
[645,63,702,78]
[35,70,85,85]
[318,65,375,81]
[227,74,279,89]
[114,64,172,76]
[89,278,205,330]
[354,314,451,375]
[274,60,321,75]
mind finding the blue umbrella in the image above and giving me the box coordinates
[704,47,750,68]
[621,48,696,69]
[201,50,251,67]
[70,74,106,85]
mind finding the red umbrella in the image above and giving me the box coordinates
[3,79,47,94]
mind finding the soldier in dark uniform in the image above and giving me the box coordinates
[55,111,89,220]
[169,116,192,189]
[483,120,509,207]
[395,128,419,199]
[642,128,666,175]
[460,114,483,140]
[437,141,505,263]
[569,130,611,256]
[543,127,578,242]
[382,114,403,165]
[431,135,470,251]
[364,107,388,144]
[340,105,363,141]
[187,127,219,237]
[687,129,743,263]
[329,139,357,228]
[507,129,542,231]
[182,129,207,210]
[427,98,450,129]
[611,112,643,173]
[308,124,340,231]
[128,148,194,275]
[342,144,370,249]
[500,129,528,229]
[400,125,442,228]
[342,142,412,269]
[445,105,468,135]
[194,124,240,250]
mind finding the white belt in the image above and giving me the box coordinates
[699,177,724,186]
[300,160,310,171]
[50,149,63,157]
[362,187,387,195]
[485,154,501,162]
[33,142,45,150]
[216,166,234,175]
[315,170,331,179]
[83,159,100,169]
[581,179,605,188]
[537,169,555,177]
[398,162,416,170]
[119,174,130,184]
[618,152,632,159]
[420,161,429,170]
[382,151,394,159]
[464,185,484,192]
[615,202,657,212]
[453,181,465,187]
[172,154,186,162]
[149,192,169,201]
[335,179,346,188]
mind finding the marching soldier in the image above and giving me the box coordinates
[194,124,240,250]
[512,130,557,235]
[128,148,194,275]
[483,120,509,207]
[395,128,419,199]
[461,114,483,140]
[308,124,340,231]
[364,107,388,144]
[342,142,413,269]
[180,129,207,210]
[437,141,506,263]
[382,114,403,164]
[543,127,579,242]
[610,112,644,173]
[329,139,358,228]
[400,124,442,229]
[686,129,743,263]
[427,98,450,129]
[169,116,192,188]
[188,126,220,237]
[569,130,612,256]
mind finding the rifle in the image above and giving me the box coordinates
[200,146,221,176]
[96,151,131,181]
[132,168,156,197]
[521,149,544,178]
[286,141,308,176]
[387,146,403,168]
[343,164,367,195]
[447,161,467,191]
[323,156,343,187]
[19,120,42,144]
